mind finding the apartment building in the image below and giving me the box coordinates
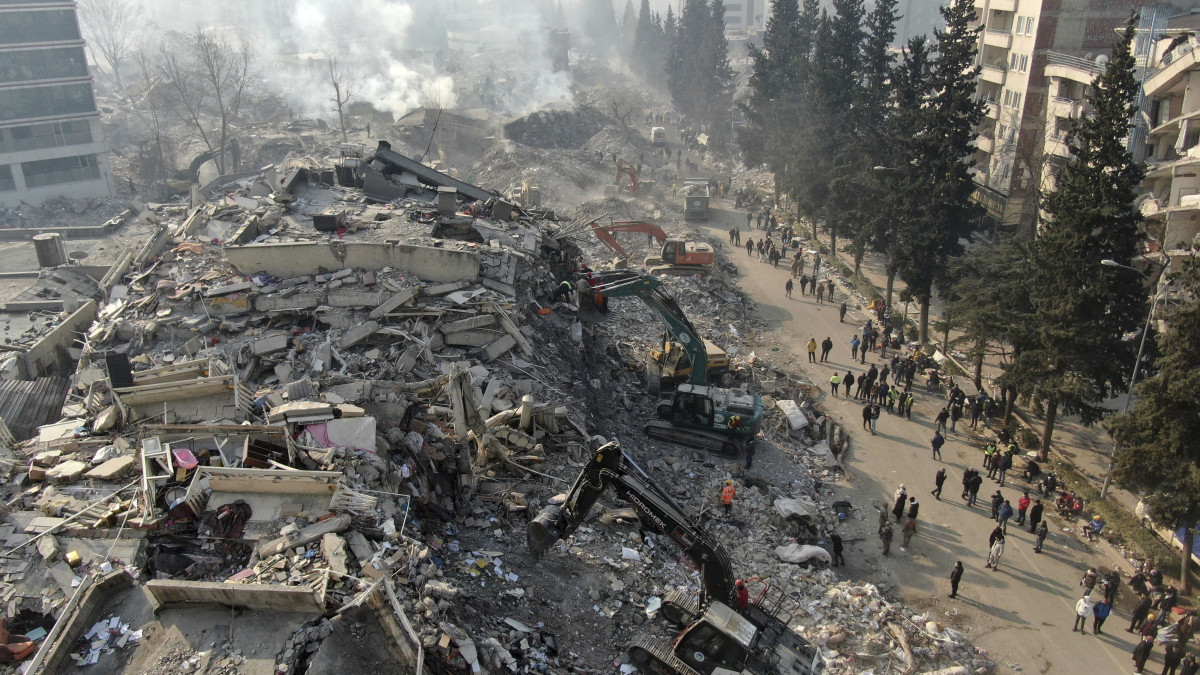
[0,0,113,208]
[724,0,767,35]
[1140,11,1200,251]
[969,0,1156,234]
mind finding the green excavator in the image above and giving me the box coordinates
[584,270,763,457]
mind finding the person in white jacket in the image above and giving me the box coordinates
[1073,594,1096,632]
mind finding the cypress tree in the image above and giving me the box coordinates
[1007,15,1146,459]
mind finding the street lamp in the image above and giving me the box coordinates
[1098,258,1169,499]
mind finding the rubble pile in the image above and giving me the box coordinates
[502,107,607,150]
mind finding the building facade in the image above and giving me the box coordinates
[1140,11,1200,251]
[968,0,1156,234]
[724,0,767,35]
[0,0,113,208]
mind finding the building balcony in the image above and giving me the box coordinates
[1049,96,1085,119]
[1144,37,1199,98]
[987,0,1015,12]
[1044,51,1104,84]
[983,100,999,118]
[1044,133,1071,159]
[976,135,994,153]
[980,64,1005,85]
[983,28,1013,50]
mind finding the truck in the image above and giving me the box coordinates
[585,270,762,456]
[529,441,824,675]
[651,126,667,146]
[682,178,711,221]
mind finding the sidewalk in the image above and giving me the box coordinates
[823,243,1169,573]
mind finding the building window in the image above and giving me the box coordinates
[1003,90,1022,109]
[21,153,100,188]
[0,83,96,121]
[0,165,14,192]
[0,46,88,84]
[0,119,93,152]
[0,10,81,46]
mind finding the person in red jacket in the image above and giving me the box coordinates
[1017,493,1031,526]
[735,579,749,612]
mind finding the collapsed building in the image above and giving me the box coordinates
[0,112,995,675]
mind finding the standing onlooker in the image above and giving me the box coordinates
[862,402,873,430]
[985,532,1005,570]
[998,451,1013,487]
[968,471,983,506]
[931,468,947,500]
[1163,644,1185,675]
[807,338,817,363]
[829,372,842,396]
[1073,594,1096,632]
[816,283,825,304]
[839,302,847,322]
[1092,598,1111,635]
[935,407,950,434]
[831,533,845,567]
[1133,635,1155,674]
[843,371,855,397]
[850,335,861,360]
[1034,520,1049,552]
[892,485,907,522]
[949,561,964,598]
[880,521,893,556]
[930,431,945,461]
[1017,493,1031,526]
[1128,593,1152,632]
[785,278,793,298]
[869,404,880,435]
[998,500,1014,533]
[1029,499,1044,533]
[990,491,1005,520]
[1179,654,1197,675]
[906,497,920,522]
[901,516,917,548]
[820,336,834,362]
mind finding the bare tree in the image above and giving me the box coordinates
[157,31,255,176]
[128,48,179,198]
[328,59,355,143]
[77,0,141,91]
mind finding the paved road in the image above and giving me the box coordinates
[686,201,1159,675]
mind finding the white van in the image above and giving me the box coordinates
[650,126,666,146]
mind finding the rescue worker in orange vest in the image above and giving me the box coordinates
[721,479,736,516]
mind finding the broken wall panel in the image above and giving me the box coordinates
[145,579,325,613]
[224,242,480,283]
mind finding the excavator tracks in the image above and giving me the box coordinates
[661,588,699,626]
[628,633,700,675]
[646,264,710,277]
[645,420,743,457]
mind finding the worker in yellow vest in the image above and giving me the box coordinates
[721,479,736,516]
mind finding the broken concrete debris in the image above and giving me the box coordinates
[0,100,995,675]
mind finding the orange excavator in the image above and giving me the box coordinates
[589,219,714,276]
[615,159,639,195]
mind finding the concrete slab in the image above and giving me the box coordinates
[45,460,87,483]
[440,314,496,334]
[367,288,416,319]
[84,455,137,480]
[252,334,290,355]
[337,320,380,349]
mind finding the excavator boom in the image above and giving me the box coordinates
[529,442,736,606]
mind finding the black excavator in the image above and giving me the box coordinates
[583,270,763,457]
[529,441,824,675]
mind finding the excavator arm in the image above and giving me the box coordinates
[588,270,709,387]
[528,441,737,608]
[589,220,668,259]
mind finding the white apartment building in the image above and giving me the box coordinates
[1140,12,1200,251]
[969,0,1176,234]
[0,0,113,208]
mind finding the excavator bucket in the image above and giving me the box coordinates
[527,505,566,558]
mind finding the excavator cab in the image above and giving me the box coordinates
[672,603,755,673]
[666,390,714,428]
[662,239,683,264]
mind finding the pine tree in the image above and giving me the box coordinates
[1110,252,1200,594]
[621,0,638,51]
[892,0,985,345]
[1005,14,1146,459]
[738,0,804,173]
[699,0,736,145]
[581,0,619,53]
[633,0,655,80]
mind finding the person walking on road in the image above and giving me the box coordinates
[785,278,793,299]
[932,468,947,500]
[746,238,754,256]
[820,336,833,362]
[1179,654,1197,675]
[985,532,1005,570]
[1073,595,1096,632]
[1034,520,1049,552]
[935,407,950,434]
[862,402,873,431]
[850,335,861,361]
[839,302,847,322]
[880,521,893,556]
[721,479,736,516]
[807,338,817,363]
[906,497,920,522]
[1162,644,1185,675]
[967,471,983,506]
[1129,594,1153,633]
[990,491,1004,520]
[1092,598,1111,635]
[949,561,964,598]
[930,431,945,461]
[870,404,880,435]
[1029,499,1044,533]
[998,450,1013,486]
